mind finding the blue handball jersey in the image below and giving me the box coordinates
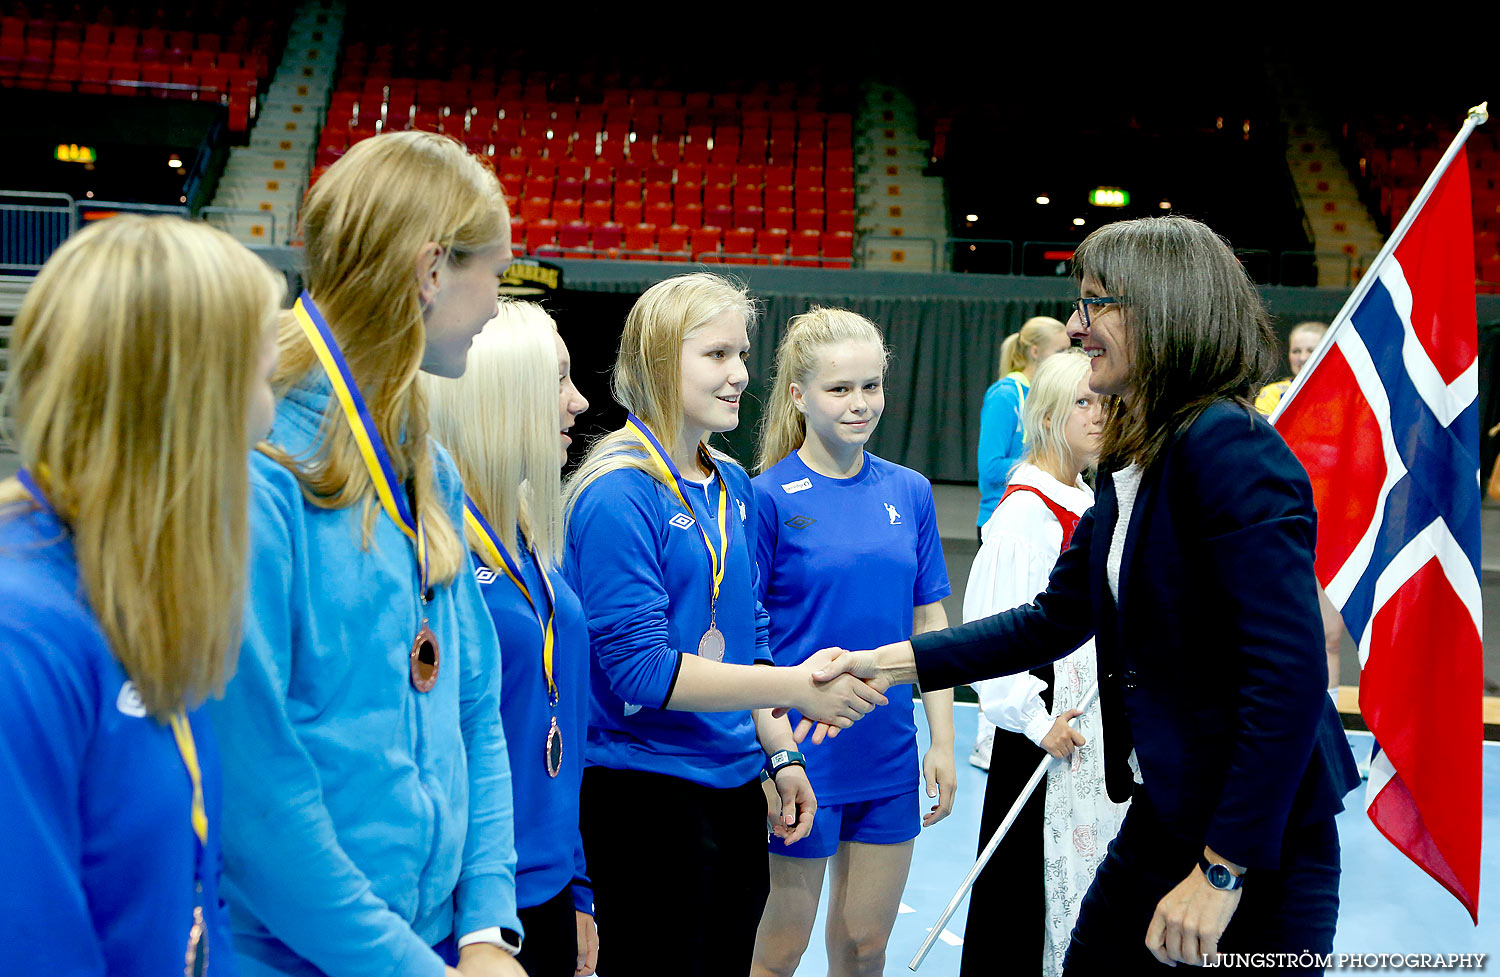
[753,451,951,804]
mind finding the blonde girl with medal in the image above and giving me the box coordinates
[0,216,282,976]
[424,300,599,977]
[749,308,955,977]
[562,273,890,976]
[208,131,527,977]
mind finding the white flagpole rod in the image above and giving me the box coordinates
[1270,101,1489,424]
[908,682,1101,972]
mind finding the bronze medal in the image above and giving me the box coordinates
[545,716,563,778]
[410,621,440,692]
[698,625,726,662]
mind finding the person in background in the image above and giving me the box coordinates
[962,348,1127,977]
[1253,320,1326,415]
[0,216,283,976]
[209,131,528,977]
[750,307,954,977]
[424,301,599,976]
[563,273,888,977]
[971,315,1070,770]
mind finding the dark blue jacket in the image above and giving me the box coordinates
[914,401,1360,870]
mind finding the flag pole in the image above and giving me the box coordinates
[1270,101,1489,424]
[908,682,1100,972]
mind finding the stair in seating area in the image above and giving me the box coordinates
[855,83,948,272]
[203,0,343,245]
[1272,68,1385,287]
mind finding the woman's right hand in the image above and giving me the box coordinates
[791,647,889,730]
[1038,708,1086,759]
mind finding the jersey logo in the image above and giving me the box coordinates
[623,702,643,716]
[116,681,147,718]
[885,503,902,525]
[780,477,813,494]
[669,512,696,530]
[738,499,747,522]
[784,515,816,529]
[474,566,497,586]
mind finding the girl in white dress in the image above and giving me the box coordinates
[961,348,1129,977]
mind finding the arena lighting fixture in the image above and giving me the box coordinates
[1159,200,1172,210]
[1088,188,1128,207]
[168,155,183,169]
[1036,195,1050,205]
[1073,217,1086,226]
[965,213,979,222]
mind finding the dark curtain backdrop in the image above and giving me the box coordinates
[541,284,1073,482]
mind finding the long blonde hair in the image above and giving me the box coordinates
[756,306,888,472]
[0,216,283,719]
[564,272,756,512]
[998,315,1067,378]
[423,301,564,566]
[1019,348,1093,476]
[266,130,507,586]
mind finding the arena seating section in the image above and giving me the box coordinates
[1342,115,1500,291]
[0,1,288,131]
[314,33,858,267]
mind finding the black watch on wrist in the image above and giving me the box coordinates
[1197,855,1245,891]
[762,749,806,780]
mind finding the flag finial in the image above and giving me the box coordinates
[1468,102,1488,125]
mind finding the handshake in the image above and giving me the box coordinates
[776,646,894,745]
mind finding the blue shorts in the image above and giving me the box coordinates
[771,788,920,859]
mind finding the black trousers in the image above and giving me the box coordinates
[1063,793,1341,976]
[959,730,1047,977]
[516,884,579,977]
[580,765,770,977]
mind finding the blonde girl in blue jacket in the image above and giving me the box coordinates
[208,131,527,977]
[0,216,283,976]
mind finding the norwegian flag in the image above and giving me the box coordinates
[1272,140,1483,922]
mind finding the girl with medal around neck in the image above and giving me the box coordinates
[562,273,890,977]
[0,215,283,976]
[423,300,599,977]
[749,308,956,977]
[208,131,528,977]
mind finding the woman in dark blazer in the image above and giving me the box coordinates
[812,216,1361,974]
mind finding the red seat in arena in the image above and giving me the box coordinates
[757,228,789,265]
[722,227,757,265]
[593,222,624,254]
[789,229,822,267]
[658,224,691,258]
[624,223,658,259]
[691,226,723,260]
[823,230,854,268]
[525,219,559,251]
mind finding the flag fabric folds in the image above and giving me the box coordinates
[1273,145,1482,922]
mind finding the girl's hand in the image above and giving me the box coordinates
[921,744,957,826]
[1039,708,1086,759]
[766,764,818,845]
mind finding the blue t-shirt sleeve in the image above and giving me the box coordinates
[730,467,773,665]
[0,601,105,975]
[209,466,444,977]
[977,380,1024,489]
[570,837,593,915]
[568,472,684,709]
[752,480,777,605]
[913,478,952,607]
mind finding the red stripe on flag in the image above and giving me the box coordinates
[1393,147,1478,385]
[1361,558,1482,921]
[1274,345,1386,585]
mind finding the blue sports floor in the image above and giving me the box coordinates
[789,703,1498,975]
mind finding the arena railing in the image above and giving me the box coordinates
[0,191,76,274]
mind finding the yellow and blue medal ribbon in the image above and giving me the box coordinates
[464,497,565,775]
[463,497,557,703]
[291,291,430,594]
[624,414,729,657]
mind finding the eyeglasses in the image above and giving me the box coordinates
[1073,296,1121,329]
